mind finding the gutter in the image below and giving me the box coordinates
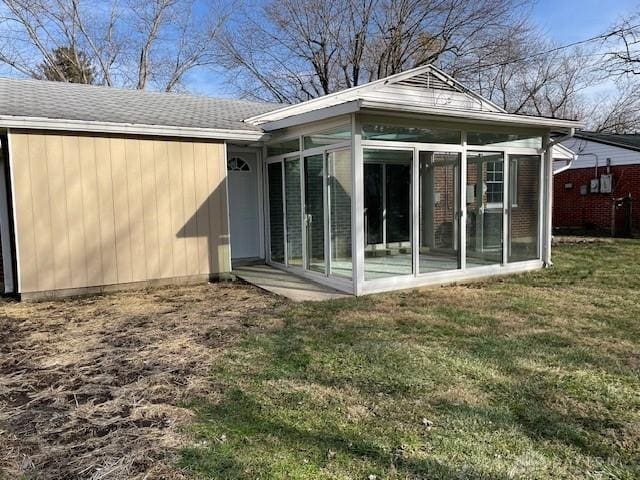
[545,128,577,175]
[0,115,269,142]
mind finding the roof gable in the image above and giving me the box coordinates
[245,65,504,126]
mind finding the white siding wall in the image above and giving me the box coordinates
[560,138,640,169]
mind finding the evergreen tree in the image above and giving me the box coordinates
[39,46,95,84]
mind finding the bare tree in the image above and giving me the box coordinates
[455,25,598,119]
[586,81,640,133]
[221,0,534,103]
[0,0,229,91]
[602,12,640,77]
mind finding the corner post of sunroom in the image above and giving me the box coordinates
[542,130,553,266]
[351,113,365,295]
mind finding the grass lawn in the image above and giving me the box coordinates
[180,240,640,479]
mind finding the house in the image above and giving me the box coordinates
[553,132,640,236]
[0,65,581,299]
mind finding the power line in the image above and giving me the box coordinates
[471,22,640,71]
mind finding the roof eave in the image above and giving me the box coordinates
[257,100,584,132]
[573,133,640,153]
[0,115,269,142]
[257,100,361,132]
[359,100,584,129]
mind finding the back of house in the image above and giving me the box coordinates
[0,65,581,299]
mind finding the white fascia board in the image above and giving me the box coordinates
[258,100,362,131]
[359,100,584,129]
[0,115,269,142]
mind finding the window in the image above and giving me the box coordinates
[303,125,351,149]
[267,138,300,157]
[485,161,503,204]
[362,123,460,144]
[227,156,251,171]
[467,131,542,148]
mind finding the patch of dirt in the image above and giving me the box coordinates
[0,282,281,479]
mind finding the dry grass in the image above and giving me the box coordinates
[0,282,281,480]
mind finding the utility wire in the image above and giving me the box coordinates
[470,23,640,71]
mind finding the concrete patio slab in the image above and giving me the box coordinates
[233,264,351,302]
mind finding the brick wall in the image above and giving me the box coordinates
[553,164,640,235]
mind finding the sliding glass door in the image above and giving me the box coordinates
[465,152,504,266]
[328,149,352,279]
[285,159,303,267]
[418,151,461,273]
[304,154,326,274]
[508,155,541,262]
[363,149,413,280]
[268,148,353,281]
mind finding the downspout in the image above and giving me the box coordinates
[541,128,576,267]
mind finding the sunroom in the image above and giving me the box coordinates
[246,66,581,295]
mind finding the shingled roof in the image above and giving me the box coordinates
[0,77,279,132]
[575,131,640,152]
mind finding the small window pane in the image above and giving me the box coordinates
[303,125,351,150]
[267,138,300,157]
[467,132,542,148]
[362,123,460,144]
[227,157,251,171]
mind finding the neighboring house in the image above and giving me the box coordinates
[553,132,640,236]
[0,65,581,299]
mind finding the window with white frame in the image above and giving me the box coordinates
[485,161,503,205]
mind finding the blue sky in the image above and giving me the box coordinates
[531,0,638,43]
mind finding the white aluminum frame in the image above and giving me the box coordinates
[262,114,551,296]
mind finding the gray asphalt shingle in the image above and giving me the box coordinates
[0,77,280,132]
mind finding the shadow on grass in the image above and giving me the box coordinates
[182,388,514,480]
[180,242,640,478]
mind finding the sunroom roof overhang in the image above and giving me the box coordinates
[255,99,583,133]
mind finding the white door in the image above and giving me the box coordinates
[227,151,261,259]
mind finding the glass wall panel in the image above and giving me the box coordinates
[419,152,461,273]
[328,149,352,278]
[363,149,412,280]
[363,123,460,144]
[466,152,504,266]
[364,163,383,245]
[467,131,542,149]
[508,155,541,262]
[304,154,325,273]
[267,138,300,157]
[303,125,351,150]
[285,158,303,267]
[267,162,285,263]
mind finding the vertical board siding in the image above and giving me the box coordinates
[180,142,199,276]
[109,137,133,283]
[62,135,89,288]
[9,131,229,294]
[44,135,72,289]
